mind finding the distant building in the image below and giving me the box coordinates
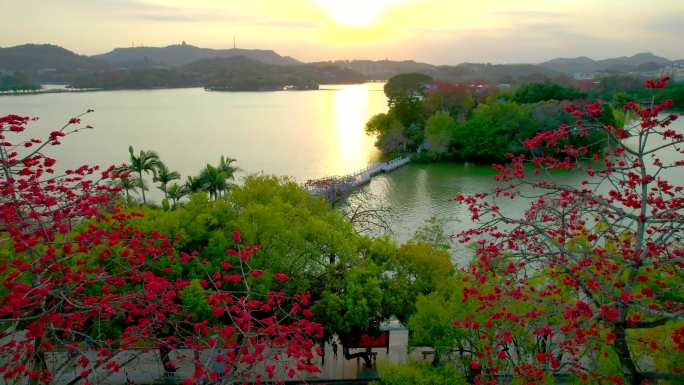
[573,72,596,80]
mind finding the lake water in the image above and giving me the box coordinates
[2,85,682,262]
[1,83,386,186]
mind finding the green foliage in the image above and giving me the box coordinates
[512,81,586,104]
[0,73,40,91]
[407,277,464,364]
[411,216,452,250]
[315,262,385,337]
[154,162,181,200]
[129,176,358,288]
[181,279,212,321]
[384,73,433,102]
[423,86,474,118]
[197,164,230,199]
[373,361,467,385]
[365,113,407,154]
[166,182,189,207]
[379,240,453,324]
[593,75,684,109]
[391,98,428,151]
[453,102,538,162]
[392,98,427,128]
[127,145,161,204]
[178,155,239,201]
[628,321,684,375]
[367,74,622,162]
[528,101,575,132]
[365,104,425,154]
[112,173,144,203]
[424,112,457,158]
[70,56,366,90]
[122,175,457,347]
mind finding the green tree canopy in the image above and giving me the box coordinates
[365,112,408,154]
[424,111,457,158]
[512,81,586,104]
[453,102,538,162]
[0,73,40,92]
[384,73,433,102]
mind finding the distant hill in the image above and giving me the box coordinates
[2,42,680,90]
[435,63,560,82]
[0,44,106,81]
[186,56,365,90]
[540,52,673,74]
[323,60,438,80]
[92,43,301,67]
[330,59,561,82]
[70,56,366,91]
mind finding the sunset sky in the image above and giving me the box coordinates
[4,0,684,64]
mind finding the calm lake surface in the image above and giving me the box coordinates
[2,84,681,261]
[1,83,386,184]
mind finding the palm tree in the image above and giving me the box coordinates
[128,145,160,204]
[184,157,239,200]
[112,173,144,203]
[166,183,189,207]
[217,156,239,179]
[154,162,181,201]
[185,175,204,193]
[198,164,228,200]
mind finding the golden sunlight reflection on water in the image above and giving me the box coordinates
[333,84,371,169]
[1,83,386,199]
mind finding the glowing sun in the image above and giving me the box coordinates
[316,0,402,27]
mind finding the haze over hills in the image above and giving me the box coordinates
[539,52,675,74]
[1,42,682,89]
[0,44,105,76]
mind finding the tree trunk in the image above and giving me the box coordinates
[432,349,441,367]
[29,341,47,385]
[159,346,177,376]
[139,171,146,204]
[613,324,646,385]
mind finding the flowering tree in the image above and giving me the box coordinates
[0,113,322,384]
[454,77,684,384]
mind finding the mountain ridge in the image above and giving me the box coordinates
[91,43,301,67]
[539,52,674,74]
[1,43,680,87]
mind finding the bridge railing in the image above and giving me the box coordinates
[304,155,412,192]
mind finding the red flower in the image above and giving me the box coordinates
[250,270,264,278]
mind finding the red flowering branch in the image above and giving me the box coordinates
[453,77,684,385]
[0,114,322,385]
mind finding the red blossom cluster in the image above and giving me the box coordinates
[0,113,323,384]
[452,77,684,385]
[645,76,670,89]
